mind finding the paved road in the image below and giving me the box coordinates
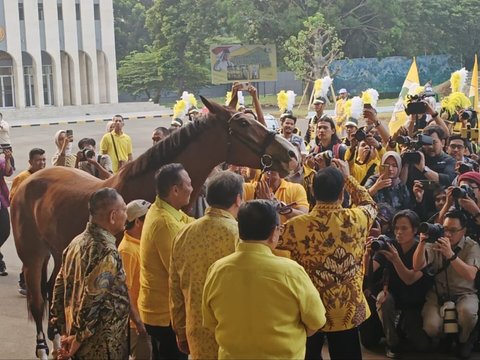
[0,116,477,359]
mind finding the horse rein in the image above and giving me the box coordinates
[225,112,276,172]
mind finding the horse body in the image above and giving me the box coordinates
[11,98,298,358]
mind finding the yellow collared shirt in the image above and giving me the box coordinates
[99,131,133,172]
[118,231,141,329]
[138,196,193,326]
[202,242,326,359]
[170,207,238,359]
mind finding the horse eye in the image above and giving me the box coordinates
[241,120,249,127]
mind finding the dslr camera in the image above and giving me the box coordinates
[458,162,479,175]
[314,150,333,167]
[452,184,476,200]
[459,109,478,129]
[370,235,393,252]
[81,148,95,160]
[405,94,428,115]
[397,134,434,164]
[419,222,444,243]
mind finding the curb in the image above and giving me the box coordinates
[10,114,173,128]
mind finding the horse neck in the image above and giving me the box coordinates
[105,121,228,204]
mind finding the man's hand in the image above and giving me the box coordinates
[57,335,80,360]
[412,180,425,203]
[458,196,480,216]
[434,237,455,259]
[331,158,350,178]
[365,135,380,149]
[363,107,378,125]
[247,85,257,97]
[425,101,436,116]
[379,243,401,264]
[413,151,426,172]
[3,148,12,160]
[444,186,455,209]
[176,337,190,355]
[254,179,274,200]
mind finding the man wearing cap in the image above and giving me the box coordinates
[305,97,327,147]
[119,199,152,360]
[169,171,244,359]
[439,171,480,240]
[187,107,201,122]
[152,127,170,145]
[335,88,349,134]
[343,117,359,146]
[170,118,183,132]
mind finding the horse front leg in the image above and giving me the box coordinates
[25,260,50,360]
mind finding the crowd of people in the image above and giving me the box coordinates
[0,82,480,360]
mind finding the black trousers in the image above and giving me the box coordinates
[305,327,362,360]
[0,206,10,249]
[144,323,187,360]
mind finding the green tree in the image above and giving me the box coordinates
[117,47,162,101]
[114,0,152,63]
[284,13,344,81]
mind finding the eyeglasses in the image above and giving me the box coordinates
[449,144,464,150]
[443,227,464,234]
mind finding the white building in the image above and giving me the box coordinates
[0,0,118,109]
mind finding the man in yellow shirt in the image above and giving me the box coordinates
[138,163,194,360]
[279,159,377,360]
[335,88,348,134]
[118,199,152,360]
[202,200,326,359]
[9,147,46,295]
[243,170,309,223]
[100,114,133,172]
[170,171,244,359]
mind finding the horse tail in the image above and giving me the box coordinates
[25,255,49,327]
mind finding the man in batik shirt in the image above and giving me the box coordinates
[279,160,377,360]
[50,188,130,359]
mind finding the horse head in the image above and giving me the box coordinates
[201,96,299,177]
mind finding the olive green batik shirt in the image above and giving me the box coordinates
[50,222,130,359]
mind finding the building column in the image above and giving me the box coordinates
[44,0,63,107]
[99,0,117,103]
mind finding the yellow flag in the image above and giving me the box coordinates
[389,57,420,135]
[469,54,478,112]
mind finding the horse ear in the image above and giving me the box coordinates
[200,96,223,114]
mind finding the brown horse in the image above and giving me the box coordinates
[10,97,298,359]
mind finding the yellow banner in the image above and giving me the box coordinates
[210,44,277,84]
[469,54,478,112]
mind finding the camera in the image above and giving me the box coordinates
[82,148,95,159]
[419,222,444,243]
[405,94,428,115]
[354,127,367,142]
[459,109,478,128]
[440,301,459,334]
[458,162,475,175]
[315,150,333,166]
[398,134,434,164]
[452,184,476,200]
[370,235,393,252]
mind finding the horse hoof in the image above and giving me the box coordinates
[36,338,49,359]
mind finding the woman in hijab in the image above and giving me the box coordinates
[52,130,76,167]
[364,151,411,212]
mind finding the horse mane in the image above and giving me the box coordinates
[121,112,223,178]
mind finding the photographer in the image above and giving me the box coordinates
[363,210,430,358]
[413,211,480,359]
[75,138,112,180]
[412,181,446,223]
[405,95,449,137]
[447,135,478,186]
[347,135,384,186]
[401,125,456,190]
[438,172,480,240]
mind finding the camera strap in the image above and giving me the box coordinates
[110,133,120,163]
[433,247,460,304]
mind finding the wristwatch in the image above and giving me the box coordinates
[422,166,430,174]
[431,111,439,118]
[448,253,458,262]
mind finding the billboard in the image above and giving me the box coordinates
[210,44,277,84]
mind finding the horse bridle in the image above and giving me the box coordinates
[226,112,277,172]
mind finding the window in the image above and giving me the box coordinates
[38,4,44,20]
[18,4,24,21]
[94,4,100,20]
[75,3,81,20]
[57,5,63,20]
